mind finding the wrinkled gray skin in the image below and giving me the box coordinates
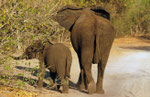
[12,40,72,93]
[57,5,115,94]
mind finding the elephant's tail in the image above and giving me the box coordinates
[93,35,100,64]
[65,53,72,78]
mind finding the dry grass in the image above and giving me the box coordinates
[0,85,37,97]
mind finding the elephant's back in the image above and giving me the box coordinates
[96,16,115,45]
[46,44,70,57]
[71,11,96,48]
[95,15,115,63]
[95,14,115,34]
[45,44,71,63]
[44,44,70,72]
[73,10,95,33]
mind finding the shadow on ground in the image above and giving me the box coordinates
[14,66,77,92]
[137,36,150,41]
[120,46,150,51]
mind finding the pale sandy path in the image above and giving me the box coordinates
[67,44,150,97]
[63,37,150,97]
[104,46,150,97]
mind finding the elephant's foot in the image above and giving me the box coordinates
[76,83,86,91]
[62,85,69,93]
[36,84,43,89]
[87,81,96,94]
[96,88,104,94]
[35,86,44,93]
[37,80,44,89]
[62,90,68,93]
[96,82,105,94]
[36,86,42,89]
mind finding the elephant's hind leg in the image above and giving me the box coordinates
[58,76,69,93]
[76,55,87,91]
[57,67,69,93]
[96,52,110,94]
[49,72,57,89]
[80,48,96,94]
[96,40,113,94]
[96,61,105,94]
[76,69,87,90]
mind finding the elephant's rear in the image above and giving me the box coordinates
[93,16,116,64]
[45,44,72,78]
[53,44,72,79]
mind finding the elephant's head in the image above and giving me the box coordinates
[12,40,51,60]
[56,5,110,31]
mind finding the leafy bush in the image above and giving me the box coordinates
[112,0,150,36]
[0,0,150,54]
[0,0,67,54]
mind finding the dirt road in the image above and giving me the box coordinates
[68,37,150,97]
[1,37,150,97]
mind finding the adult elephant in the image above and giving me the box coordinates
[56,5,115,94]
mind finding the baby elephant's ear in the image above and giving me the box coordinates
[90,6,110,20]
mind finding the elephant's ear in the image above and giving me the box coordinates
[57,5,82,30]
[57,5,82,13]
[91,6,110,20]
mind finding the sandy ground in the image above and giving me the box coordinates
[0,36,150,97]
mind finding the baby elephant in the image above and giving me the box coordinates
[12,40,72,93]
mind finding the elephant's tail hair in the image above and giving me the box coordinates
[65,54,72,78]
[93,35,100,64]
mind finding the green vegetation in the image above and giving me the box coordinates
[112,0,150,36]
[0,0,150,53]
[0,0,67,54]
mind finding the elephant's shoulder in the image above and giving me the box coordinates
[53,43,67,48]
[49,43,70,53]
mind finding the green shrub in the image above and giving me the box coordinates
[0,0,150,55]
[0,0,67,54]
[113,0,150,36]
